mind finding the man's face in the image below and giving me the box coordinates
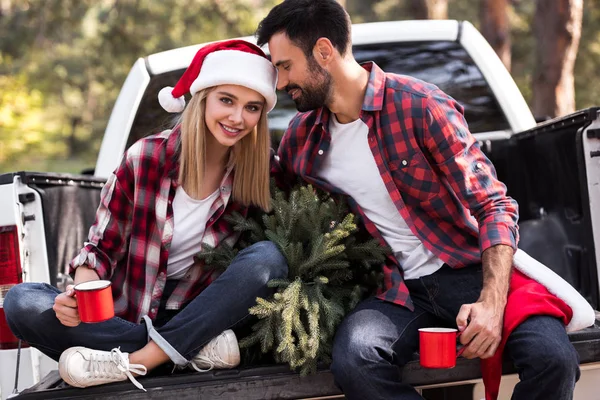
[268,32,332,112]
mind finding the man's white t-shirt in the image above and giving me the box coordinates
[317,115,444,280]
[166,186,220,279]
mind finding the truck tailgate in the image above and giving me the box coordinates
[15,320,600,400]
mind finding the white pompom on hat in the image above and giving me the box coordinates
[158,39,278,113]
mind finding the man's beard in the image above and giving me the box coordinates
[286,56,332,112]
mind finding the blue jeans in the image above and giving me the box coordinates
[331,264,580,400]
[4,241,287,366]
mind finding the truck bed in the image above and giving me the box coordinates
[15,320,600,399]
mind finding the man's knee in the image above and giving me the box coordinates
[512,316,580,380]
[331,311,394,380]
[531,340,579,379]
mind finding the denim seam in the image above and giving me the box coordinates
[422,276,443,317]
[389,309,430,358]
[143,315,188,366]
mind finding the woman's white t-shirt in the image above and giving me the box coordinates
[166,186,220,279]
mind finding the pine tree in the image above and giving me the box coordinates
[197,182,388,375]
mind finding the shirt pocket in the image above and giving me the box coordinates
[388,151,441,203]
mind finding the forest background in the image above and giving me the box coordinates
[0,0,595,173]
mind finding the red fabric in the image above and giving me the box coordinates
[171,39,267,99]
[480,270,573,400]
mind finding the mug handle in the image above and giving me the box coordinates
[456,331,466,358]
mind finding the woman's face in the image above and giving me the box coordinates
[204,84,265,149]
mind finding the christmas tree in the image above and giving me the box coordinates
[197,182,388,375]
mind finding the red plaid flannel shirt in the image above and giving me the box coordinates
[274,62,519,310]
[70,127,246,323]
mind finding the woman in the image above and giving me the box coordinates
[4,39,287,391]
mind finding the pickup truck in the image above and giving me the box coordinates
[1,20,600,400]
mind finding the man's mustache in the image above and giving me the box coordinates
[284,84,302,94]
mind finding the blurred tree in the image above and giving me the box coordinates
[0,0,279,173]
[2,0,600,173]
[480,0,511,71]
[532,0,583,119]
[409,0,447,19]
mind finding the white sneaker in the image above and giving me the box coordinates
[190,330,240,372]
[59,347,147,391]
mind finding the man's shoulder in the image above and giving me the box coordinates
[383,72,440,99]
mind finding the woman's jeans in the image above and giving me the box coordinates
[331,264,580,400]
[4,241,288,366]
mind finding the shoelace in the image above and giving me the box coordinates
[189,339,223,372]
[189,355,215,372]
[97,348,147,391]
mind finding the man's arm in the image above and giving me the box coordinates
[420,92,519,359]
[456,244,513,358]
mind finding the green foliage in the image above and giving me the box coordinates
[196,183,388,374]
[0,0,280,173]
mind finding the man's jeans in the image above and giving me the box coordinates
[331,264,580,400]
[4,241,288,366]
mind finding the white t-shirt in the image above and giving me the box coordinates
[166,186,220,279]
[317,114,444,280]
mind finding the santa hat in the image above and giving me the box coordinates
[158,39,277,113]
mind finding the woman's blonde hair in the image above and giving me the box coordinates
[177,88,271,211]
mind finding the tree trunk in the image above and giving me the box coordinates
[409,0,448,19]
[532,0,583,119]
[480,0,511,71]
[410,0,448,19]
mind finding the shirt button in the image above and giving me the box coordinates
[402,160,408,166]
[476,162,483,170]
[209,217,214,222]
[318,149,324,155]
[151,308,156,314]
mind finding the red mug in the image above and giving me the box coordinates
[74,280,114,323]
[418,327,465,369]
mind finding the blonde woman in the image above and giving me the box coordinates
[4,40,286,390]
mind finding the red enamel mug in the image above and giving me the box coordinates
[418,327,465,369]
[74,280,114,323]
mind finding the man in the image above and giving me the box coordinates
[257,1,580,399]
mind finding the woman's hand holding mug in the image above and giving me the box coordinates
[53,285,81,327]
[53,265,102,327]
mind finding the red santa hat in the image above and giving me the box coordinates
[158,39,278,113]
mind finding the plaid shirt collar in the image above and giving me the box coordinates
[313,62,385,129]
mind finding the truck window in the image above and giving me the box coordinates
[268,41,510,146]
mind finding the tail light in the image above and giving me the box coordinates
[0,225,29,349]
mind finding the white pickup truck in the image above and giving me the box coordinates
[1,20,600,400]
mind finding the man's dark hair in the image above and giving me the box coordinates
[256,0,351,57]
